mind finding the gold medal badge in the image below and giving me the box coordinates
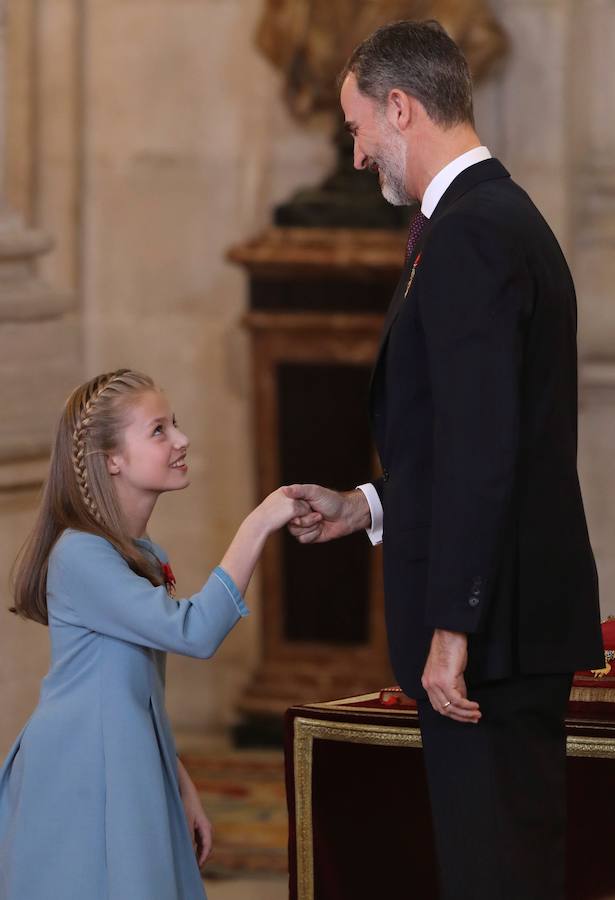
[404,251,422,299]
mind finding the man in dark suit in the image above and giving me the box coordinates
[286,19,604,900]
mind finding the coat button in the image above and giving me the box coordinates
[468,596,480,608]
[383,469,390,482]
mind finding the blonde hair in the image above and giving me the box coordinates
[11,369,166,624]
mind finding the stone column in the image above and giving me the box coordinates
[570,0,615,617]
[0,0,80,754]
[477,0,615,617]
[0,1,79,476]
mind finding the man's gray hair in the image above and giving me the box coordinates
[341,20,474,127]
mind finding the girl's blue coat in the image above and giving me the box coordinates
[0,529,248,899]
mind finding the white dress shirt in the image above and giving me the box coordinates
[357,146,492,545]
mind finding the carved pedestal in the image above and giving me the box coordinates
[229,227,405,733]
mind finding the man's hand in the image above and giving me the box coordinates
[421,629,481,724]
[285,484,371,543]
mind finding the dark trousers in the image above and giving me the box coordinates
[418,673,573,900]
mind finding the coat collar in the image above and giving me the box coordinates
[428,157,510,223]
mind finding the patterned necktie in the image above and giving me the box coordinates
[405,209,428,263]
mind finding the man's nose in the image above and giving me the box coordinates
[353,142,367,170]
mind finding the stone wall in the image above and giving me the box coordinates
[0,0,336,754]
[1,0,614,755]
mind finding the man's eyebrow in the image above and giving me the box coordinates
[344,120,357,133]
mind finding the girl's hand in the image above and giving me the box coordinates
[177,759,213,868]
[256,486,316,534]
[218,487,319,597]
[184,788,213,869]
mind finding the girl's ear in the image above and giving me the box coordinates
[106,453,121,476]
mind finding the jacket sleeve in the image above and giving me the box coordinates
[372,476,384,504]
[49,530,249,657]
[418,213,530,634]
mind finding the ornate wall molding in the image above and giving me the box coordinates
[580,362,615,393]
[6,0,84,294]
[574,160,615,246]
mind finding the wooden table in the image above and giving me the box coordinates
[285,692,615,900]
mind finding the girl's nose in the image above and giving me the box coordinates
[175,428,189,449]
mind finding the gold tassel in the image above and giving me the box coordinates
[591,662,612,679]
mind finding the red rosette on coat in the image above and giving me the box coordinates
[160,562,176,597]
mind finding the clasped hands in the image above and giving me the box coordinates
[285,483,481,724]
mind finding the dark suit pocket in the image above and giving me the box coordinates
[389,525,431,561]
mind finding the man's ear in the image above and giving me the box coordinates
[386,88,413,132]
[106,452,121,476]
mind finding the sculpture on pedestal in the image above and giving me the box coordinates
[256,0,508,227]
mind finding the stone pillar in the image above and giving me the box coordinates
[0,0,80,754]
[475,0,615,617]
[570,0,615,617]
[0,1,78,469]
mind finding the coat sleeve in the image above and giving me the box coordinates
[417,213,531,634]
[48,530,249,657]
[372,476,384,504]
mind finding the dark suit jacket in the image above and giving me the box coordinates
[369,158,603,698]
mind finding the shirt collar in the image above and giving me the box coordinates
[421,146,492,218]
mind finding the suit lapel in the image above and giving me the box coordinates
[368,227,432,414]
[374,221,434,361]
[368,158,511,416]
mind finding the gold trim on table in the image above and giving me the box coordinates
[570,685,615,703]
[565,735,615,758]
[293,716,423,900]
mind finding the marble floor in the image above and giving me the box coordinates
[204,876,287,900]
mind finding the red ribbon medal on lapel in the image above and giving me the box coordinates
[404,251,422,299]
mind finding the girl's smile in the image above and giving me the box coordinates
[170,451,187,472]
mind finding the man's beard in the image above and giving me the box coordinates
[375,130,412,206]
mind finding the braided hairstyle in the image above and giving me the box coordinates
[71,371,127,524]
[11,369,166,624]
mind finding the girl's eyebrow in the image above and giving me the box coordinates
[145,414,176,428]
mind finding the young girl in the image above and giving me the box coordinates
[0,368,313,900]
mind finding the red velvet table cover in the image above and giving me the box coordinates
[285,692,615,900]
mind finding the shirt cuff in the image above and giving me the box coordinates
[212,566,250,617]
[356,483,383,546]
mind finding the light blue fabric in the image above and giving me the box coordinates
[211,566,249,617]
[0,529,248,900]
